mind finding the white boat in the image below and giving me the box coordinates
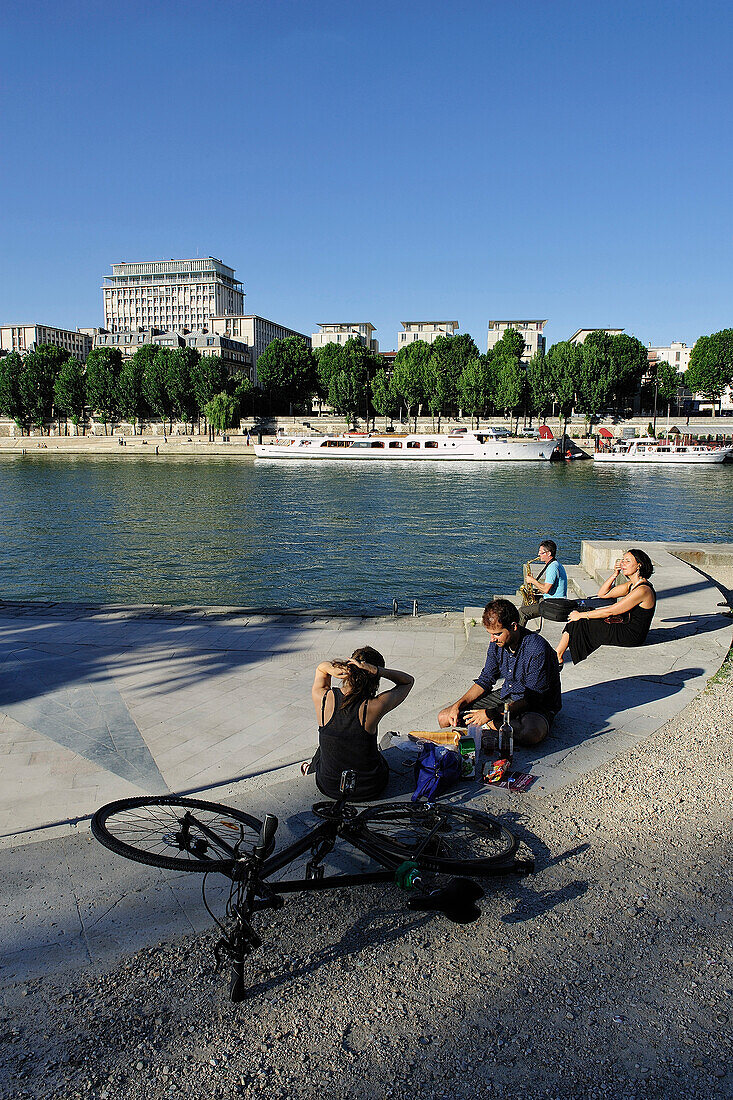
[594,438,733,465]
[254,428,555,462]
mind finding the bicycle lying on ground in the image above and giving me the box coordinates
[91,772,532,1002]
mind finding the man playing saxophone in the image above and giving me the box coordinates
[519,540,568,626]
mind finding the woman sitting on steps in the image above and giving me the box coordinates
[556,548,656,668]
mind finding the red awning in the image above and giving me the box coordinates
[598,427,613,439]
[538,425,554,440]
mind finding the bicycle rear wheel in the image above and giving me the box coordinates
[351,802,518,874]
[91,796,265,872]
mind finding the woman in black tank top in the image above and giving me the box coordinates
[308,646,414,801]
[556,548,657,667]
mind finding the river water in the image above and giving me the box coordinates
[0,455,731,614]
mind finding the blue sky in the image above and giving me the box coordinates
[1,0,731,351]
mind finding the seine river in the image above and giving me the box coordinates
[0,455,731,614]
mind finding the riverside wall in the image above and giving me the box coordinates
[1,412,733,454]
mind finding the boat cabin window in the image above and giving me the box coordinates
[406,441,420,449]
[388,441,402,449]
[324,439,351,447]
[370,441,384,448]
[424,441,438,449]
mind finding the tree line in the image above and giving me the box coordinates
[1,326,730,436]
[257,326,733,426]
[0,343,257,435]
[257,329,656,429]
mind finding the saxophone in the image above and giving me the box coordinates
[519,557,542,605]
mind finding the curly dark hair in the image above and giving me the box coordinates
[482,599,520,629]
[627,548,654,579]
[336,645,386,710]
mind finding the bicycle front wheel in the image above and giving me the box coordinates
[91,796,265,872]
[351,802,518,874]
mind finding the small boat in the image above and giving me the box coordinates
[254,429,554,462]
[594,438,733,465]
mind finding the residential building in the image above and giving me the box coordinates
[647,341,692,374]
[102,258,244,333]
[0,323,92,362]
[209,315,311,384]
[487,320,547,361]
[93,328,252,375]
[568,328,624,345]
[398,321,459,347]
[311,323,378,354]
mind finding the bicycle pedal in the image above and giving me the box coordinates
[306,862,325,881]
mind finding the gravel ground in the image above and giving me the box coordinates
[1,658,731,1100]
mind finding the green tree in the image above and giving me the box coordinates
[142,347,175,436]
[314,342,345,397]
[391,340,431,429]
[342,337,379,424]
[166,347,199,429]
[370,369,399,429]
[256,337,317,410]
[686,329,733,414]
[18,345,68,432]
[491,329,526,427]
[191,354,229,432]
[546,341,581,437]
[53,356,87,434]
[608,334,648,409]
[232,373,257,421]
[575,331,615,419]
[0,352,27,431]
[424,333,479,428]
[656,361,681,413]
[85,346,122,434]
[456,357,493,427]
[117,350,151,435]
[203,392,236,434]
[526,348,553,422]
[327,368,361,426]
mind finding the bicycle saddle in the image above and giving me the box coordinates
[407,877,484,924]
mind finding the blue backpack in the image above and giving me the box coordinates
[412,743,463,802]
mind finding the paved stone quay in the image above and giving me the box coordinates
[0,541,730,982]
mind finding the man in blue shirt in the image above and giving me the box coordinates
[438,598,561,746]
[519,539,569,627]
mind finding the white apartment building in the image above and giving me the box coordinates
[311,323,378,354]
[0,323,92,362]
[487,320,547,361]
[647,341,692,374]
[93,329,252,375]
[210,315,311,384]
[568,328,624,345]
[398,321,459,347]
[102,258,245,333]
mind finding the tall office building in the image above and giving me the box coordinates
[102,258,245,333]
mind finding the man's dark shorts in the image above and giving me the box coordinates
[459,690,553,740]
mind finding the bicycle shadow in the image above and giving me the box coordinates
[241,904,434,1001]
